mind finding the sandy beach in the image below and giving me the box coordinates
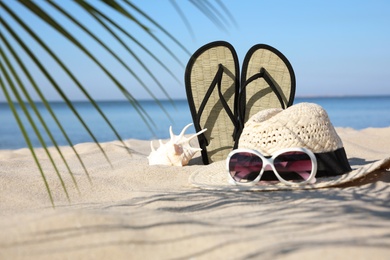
[0,127,389,259]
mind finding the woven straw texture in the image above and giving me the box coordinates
[238,103,344,155]
[189,45,237,162]
[242,46,293,122]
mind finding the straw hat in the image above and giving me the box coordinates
[189,103,390,190]
[238,103,343,156]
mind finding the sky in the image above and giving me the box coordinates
[1,0,390,102]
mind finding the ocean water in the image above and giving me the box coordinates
[1,96,389,149]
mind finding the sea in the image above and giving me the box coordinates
[1,96,389,150]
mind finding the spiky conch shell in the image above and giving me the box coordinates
[148,124,207,166]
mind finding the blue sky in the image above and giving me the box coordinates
[1,0,389,101]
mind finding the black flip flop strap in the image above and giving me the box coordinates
[196,64,238,147]
[241,67,286,110]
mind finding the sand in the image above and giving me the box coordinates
[0,127,389,259]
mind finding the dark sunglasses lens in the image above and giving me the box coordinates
[229,152,263,183]
[274,151,313,183]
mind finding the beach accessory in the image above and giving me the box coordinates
[227,147,317,186]
[188,103,388,190]
[238,44,296,133]
[185,41,239,164]
[148,124,206,166]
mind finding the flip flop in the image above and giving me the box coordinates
[185,41,239,164]
[239,44,296,131]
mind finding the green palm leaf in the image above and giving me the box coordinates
[0,0,235,206]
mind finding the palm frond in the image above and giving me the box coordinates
[0,44,79,197]
[0,0,235,205]
[0,66,57,207]
[0,30,91,187]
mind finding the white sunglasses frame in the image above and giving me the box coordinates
[226,147,318,186]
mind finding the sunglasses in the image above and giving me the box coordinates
[226,148,318,186]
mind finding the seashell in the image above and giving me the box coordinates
[148,123,207,166]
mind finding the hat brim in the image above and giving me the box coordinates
[189,157,390,191]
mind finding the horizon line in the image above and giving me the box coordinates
[1,94,390,103]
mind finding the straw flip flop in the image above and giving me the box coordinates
[238,44,296,131]
[185,41,239,164]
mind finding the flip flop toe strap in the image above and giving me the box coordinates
[241,67,286,110]
[196,64,239,148]
[238,67,287,133]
